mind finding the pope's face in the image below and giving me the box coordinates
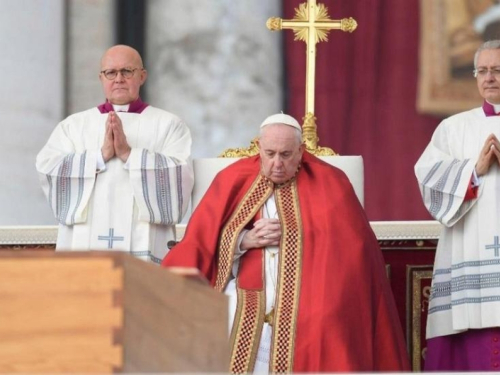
[99,46,147,105]
[258,124,304,184]
[476,49,500,104]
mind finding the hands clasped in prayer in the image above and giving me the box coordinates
[241,218,281,250]
[102,111,131,162]
[476,133,500,176]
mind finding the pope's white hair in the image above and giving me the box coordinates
[259,123,303,145]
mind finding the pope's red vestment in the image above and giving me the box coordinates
[162,152,409,373]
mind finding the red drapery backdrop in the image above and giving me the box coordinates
[283,0,443,221]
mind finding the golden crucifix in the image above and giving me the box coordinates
[268,0,357,156]
[220,0,356,158]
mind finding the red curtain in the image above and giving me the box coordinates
[283,0,442,220]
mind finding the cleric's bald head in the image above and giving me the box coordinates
[100,45,143,69]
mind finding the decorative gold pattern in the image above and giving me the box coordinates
[406,266,433,372]
[341,17,357,33]
[291,3,336,44]
[266,17,282,31]
[215,175,273,292]
[302,112,337,155]
[219,138,260,158]
[229,289,265,374]
[270,182,303,373]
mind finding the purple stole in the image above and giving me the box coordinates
[483,101,500,117]
[97,98,149,114]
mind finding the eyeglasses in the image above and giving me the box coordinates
[473,67,500,78]
[100,68,143,80]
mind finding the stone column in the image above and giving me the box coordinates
[66,0,115,114]
[145,0,283,158]
[0,0,65,225]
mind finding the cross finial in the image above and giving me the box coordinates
[267,0,357,155]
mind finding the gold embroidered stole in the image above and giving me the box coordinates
[269,182,303,373]
[217,175,271,374]
[220,175,303,374]
[215,175,273,292]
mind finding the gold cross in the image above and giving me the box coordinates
[264,307,275,326]
[267,1,357,155]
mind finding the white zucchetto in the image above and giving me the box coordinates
[260,113,302,132]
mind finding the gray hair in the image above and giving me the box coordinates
[259,123,303,145]
[474,40,500,68]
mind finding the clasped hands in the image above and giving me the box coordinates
[476,134,500,177]
[101,111,131,163]
[241,218,281,250]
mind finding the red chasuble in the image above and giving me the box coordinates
[162,152,410,373]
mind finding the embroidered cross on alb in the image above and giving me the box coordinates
[98,228,124,249]
[485,236,500,257]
